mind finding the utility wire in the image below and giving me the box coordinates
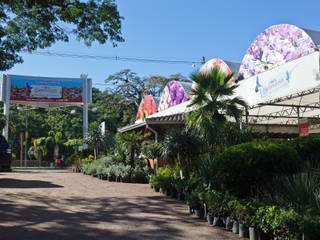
[30,51,202,65]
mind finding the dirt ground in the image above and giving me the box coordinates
[0,170,241,240]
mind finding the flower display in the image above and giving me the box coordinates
[238,24,316,79]
[62,86,82,100]
[189,58,233,100]
[158,81,188,111]
[136,95,157,120]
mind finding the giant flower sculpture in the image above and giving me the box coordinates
[158,81,189,112]
[238,24,316,79]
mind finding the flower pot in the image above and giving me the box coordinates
[256,229,269,240]
[212,217,224,227]
[149,182,153,189]
[194,207,204,219]
[165,189,171,196]
[232,221,239,234]
[170,190,177,199]
[225,217,233,231]
[239,223,249,238]
[154,186,159,192]
[249,227,257,240]
[207,213,213,225]
[177,192,185,201]
[187,205,194,214]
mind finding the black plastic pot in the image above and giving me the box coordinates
[187,205,194,214]
[154,186,160,192]
[194,207,204,219]
[177,192,185,201]
[239,223,249,238]
[256,229,269,240]
[170,190,177,198]
[212,217,224,227]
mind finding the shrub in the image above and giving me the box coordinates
[287,134,320,167]
[255,206,301,240]
[213,141,302,198]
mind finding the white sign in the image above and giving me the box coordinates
[31,85,62,98]
[235,51,320,106]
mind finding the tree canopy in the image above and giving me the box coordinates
[0,0,124,70]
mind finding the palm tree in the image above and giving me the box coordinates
[85,122,103,160]
[160,129,202,178]
[47,130,63,160]
[32,137,47,165]
[116,131,144,169]
[187,67,247,154]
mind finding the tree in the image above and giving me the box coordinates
[105,69,150,115]
[160,129,202,178]
[85,122,103,160]
[47,130,63,159]
[146,73,191,97]
[187,68,247,155]
[105,70,191,124]
[116,131,144,169]
[0,0,124,70]
[32,137,47,164]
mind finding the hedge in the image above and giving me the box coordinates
[213,141,302,198]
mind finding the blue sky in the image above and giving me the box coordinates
[5,0,320,91]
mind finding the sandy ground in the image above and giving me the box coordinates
[0,170,241,240]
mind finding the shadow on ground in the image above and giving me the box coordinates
[0,192,236,240]
[0,179,63,188]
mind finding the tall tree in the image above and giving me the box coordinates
[85,122,103,160]
[0,0,124,70]
[187,68,247,155]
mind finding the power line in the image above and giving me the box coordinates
[29,51,202,65]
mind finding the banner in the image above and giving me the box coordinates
[9,75,83,103]
[235,51,320,106]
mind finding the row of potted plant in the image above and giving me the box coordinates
[150,167,320,240]
[74,156,151,183]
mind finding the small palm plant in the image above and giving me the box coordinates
[187,67,247,155]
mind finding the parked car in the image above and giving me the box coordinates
[0,135,11,171]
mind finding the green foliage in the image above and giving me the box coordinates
[161,129,202,177]
[85,122,104,160]
[0,0,123,70]
[255,206,301,240]
[187,68,247,152]
[213,141,302,198]
[0,113,6,131]
[288,134,320,167]
[81,155,150,183]
[116,131,144,168]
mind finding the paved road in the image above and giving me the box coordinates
[0,170,240,240]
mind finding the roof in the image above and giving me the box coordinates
[119,50,320,133]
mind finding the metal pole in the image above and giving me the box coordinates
[24,108,28,167]
[3,75,10,140]
[81,74,88,149]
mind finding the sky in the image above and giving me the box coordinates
[5,0,320,91]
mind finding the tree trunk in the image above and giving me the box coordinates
[178,153,186,179]
[94,143,98,160]
[38,150,43,167]
[130,146,135,169]
[54,144,60,158]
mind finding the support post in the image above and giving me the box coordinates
[3,75,10,140]
[24,108,28,167]
[81,74,88,148]
[20,132,24,167]
[146,124,158,170]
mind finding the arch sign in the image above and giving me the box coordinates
[0,74,92,140]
